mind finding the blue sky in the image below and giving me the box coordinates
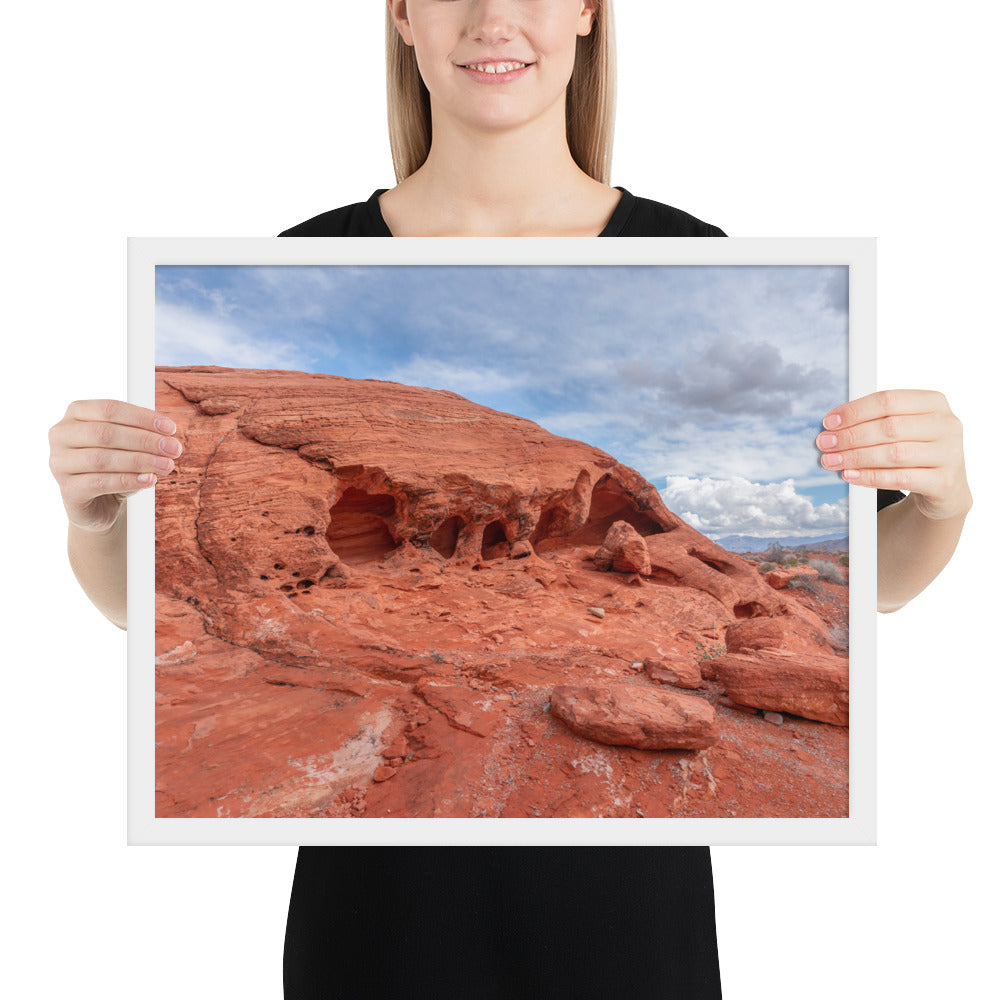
[156,264,850,540]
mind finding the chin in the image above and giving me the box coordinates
[453,95,565,135]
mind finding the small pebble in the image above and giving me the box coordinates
[764,711,784,726]
[587,606,605,618]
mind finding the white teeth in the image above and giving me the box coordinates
[466,61,526,74]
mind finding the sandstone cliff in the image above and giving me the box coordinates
[155,367,849,820]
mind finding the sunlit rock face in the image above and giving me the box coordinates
[154,367,848,821]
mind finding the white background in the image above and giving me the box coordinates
[4,2,996,997]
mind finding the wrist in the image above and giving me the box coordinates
[66,498,126,536]
[910,483,973,522]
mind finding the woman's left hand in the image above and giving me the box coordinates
[816,389,972,520]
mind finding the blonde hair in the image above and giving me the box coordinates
[385,1,617,184]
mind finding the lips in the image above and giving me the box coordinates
[461,60,530,74]
[457,59,533,83]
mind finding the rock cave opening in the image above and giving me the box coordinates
[326,487,400,565]
[529,468,590,550]
[734,601,768,619]
[530,504,563,549]
[533,474,666,550]
[429,514,466,559]
[481,520,510,560]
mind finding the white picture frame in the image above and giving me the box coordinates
[127,236,876,846]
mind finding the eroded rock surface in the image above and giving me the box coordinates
[711,651,849,726]
[154,367,850,820]
[550,684,719,750]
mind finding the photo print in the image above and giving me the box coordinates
[129,238,875,845]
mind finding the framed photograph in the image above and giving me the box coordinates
[127,237,875,845]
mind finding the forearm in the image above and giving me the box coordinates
[877,492,971,613]
[67,506,128,629]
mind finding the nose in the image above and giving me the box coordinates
[467,0,517,46]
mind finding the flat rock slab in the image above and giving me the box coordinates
[644,656,704,690]
[711,651,848,726]
[550,683,719,750]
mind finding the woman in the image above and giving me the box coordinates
[48,2,971,997]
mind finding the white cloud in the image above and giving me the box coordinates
[155,301,313,370]
[661,476,847,538]
[623,417,829,486]
[383,356,526,399]
[533,408,635,442]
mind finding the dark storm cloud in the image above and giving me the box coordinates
[619,333,834,422]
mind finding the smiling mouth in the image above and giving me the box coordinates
[459,60,532,74]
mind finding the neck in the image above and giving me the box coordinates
[397,98,599,235]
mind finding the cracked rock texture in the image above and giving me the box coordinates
[155,367,851,820]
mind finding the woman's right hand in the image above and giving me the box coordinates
[48,399,181,533]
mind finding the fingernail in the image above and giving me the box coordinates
[842,469,860,480]
[822,453,843,468]
[154,456,174,473]
[155,416,176,434]
[817,434,838,449]
[138,473,157,486]
[824,414,842,430]
[159,437,182,457]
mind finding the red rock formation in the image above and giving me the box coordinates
[725,618,787,654]
[550,684,719,750]
[644,656,704,690]
[154,367,849,820]
[710,651,849,726]
[593,520,652,575]
[766,565,820,590]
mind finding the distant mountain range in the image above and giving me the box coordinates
[710,533,849,554]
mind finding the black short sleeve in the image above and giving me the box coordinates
[877,489,906,511]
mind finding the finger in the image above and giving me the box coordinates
[837,466,937,494]
[815,412,942,454]
[51,447,177,478]
[61,471,160,507]
[56,420,183,458]
[823,389,950,432]
[62,399,177,435]
[819,440,950,473]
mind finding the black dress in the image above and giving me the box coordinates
[279,189,901,999]
[279,187,725,239]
